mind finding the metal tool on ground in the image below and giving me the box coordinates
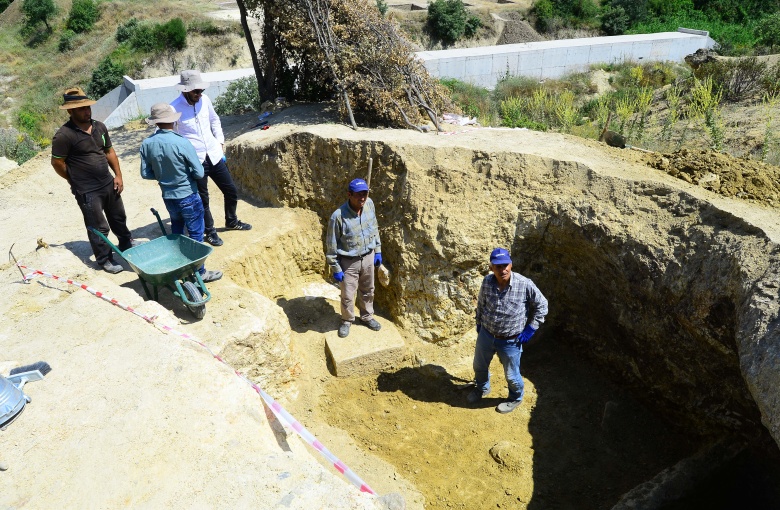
[89,208,213,319]
[599,111,626,148]
[8,244,28,283]
[1,361,51,471]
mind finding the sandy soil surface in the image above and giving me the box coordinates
[3,105,780,509]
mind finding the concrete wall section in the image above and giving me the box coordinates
[417,29,717,88]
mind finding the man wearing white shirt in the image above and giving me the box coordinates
[170,70,252,247]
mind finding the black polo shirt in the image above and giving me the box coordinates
[51,119,114,194]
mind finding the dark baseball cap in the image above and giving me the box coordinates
[490,248,512,265]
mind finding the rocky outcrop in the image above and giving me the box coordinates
[228,124,780,448]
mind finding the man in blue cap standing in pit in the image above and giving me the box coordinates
[326,178,383,338]
[471,247,548,413]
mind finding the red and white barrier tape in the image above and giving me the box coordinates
[18,265,376,496]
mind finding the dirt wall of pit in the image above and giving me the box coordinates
[227,125,780,449]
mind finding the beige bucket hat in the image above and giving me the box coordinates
[146,103,182,125]
[176,70,210,92]
[59,87,97,110]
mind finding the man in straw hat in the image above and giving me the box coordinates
[170,70,251,248]
[140,103,222,283]
[51,86,136,274]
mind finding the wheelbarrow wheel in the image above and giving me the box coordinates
[182,281,206,319]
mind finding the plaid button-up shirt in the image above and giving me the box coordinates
[326,197,381,273]
[476,272,548,338]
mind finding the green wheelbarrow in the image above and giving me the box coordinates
[89,208,213,319]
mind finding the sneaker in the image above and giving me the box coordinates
[102,261,123,274]
[201,270,223,283]
[338,321,351,338]
[204,232,223,247]
[497,400,522,414]
[226,220,252,231]
[467,388,489,404]
[361,318,381,331]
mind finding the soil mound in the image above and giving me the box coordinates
[496,12,544,45]
[644,148,780,209]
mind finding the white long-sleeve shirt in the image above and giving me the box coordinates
[169,93,224,164]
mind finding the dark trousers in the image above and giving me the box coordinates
[73,181,132,265]
[197,156,239,234]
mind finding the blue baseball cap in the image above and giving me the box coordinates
[348,178,369,192]
[490,248,512,265]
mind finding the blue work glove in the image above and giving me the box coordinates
[517,325,537,344]
[333,271,344,282]
[374,253,382,267]
[221,155,227,163]
[476,324,482,334]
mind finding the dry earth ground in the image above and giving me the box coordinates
[4,102,780,508]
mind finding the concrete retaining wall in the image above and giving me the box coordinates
[94,29,716,127]
[417,29,717,88]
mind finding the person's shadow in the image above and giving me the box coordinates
[376,364,502,409]
[276,295,342,334]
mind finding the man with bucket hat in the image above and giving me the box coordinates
[51,86,135,274]
[140,103,222,283]
[470,247,548,413]
[170,70,251,247]
[326,178,382,338]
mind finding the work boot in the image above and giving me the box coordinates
[467,388,489,404]
[204,231,223,247]
[338,321,351,338]
[102,260,123,274]
[226,220,252,231]
[361,318,381,331]
[201,270,223,283]
[497,400,522,414]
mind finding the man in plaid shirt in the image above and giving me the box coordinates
[470,247,548,413]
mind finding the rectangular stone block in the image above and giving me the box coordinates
[325,317,406,377]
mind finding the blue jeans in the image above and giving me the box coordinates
[473,328,524,402]
[163,192,206,274]
[197,156,239,234]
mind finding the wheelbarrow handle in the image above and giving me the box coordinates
[150,208,168,236]
[87,227,124,257]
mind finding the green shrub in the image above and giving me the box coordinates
[213,77,261,116]
[116,18,139,43]
[58,29,76,52]
[0,128,40,165]
[532,0,555,32]
[464,15,482,38]
[0,0,12,14]
[129,23,157,52]
[66,0,99,34]
[155,18,186,51]
[88,57,126,98]
[439,78,492,122]
[600,5,629,35]
[16,105,46,140]
[21,0,57,31]
[427,0,471,45]
[695,57,766,102]
[188,19,226,36]
[755,13,780,51]
[499,97,548,130]
[376,0,388,17]
[493,75,542,102]
[762,62,780,95]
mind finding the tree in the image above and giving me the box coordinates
[427,0,469,45]
[21,0,56,31]
[756,13,780,51]
[67,0,99,33]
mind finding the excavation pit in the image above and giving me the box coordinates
[224,119,780,508]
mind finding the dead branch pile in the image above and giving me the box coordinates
[239,0,455,130]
